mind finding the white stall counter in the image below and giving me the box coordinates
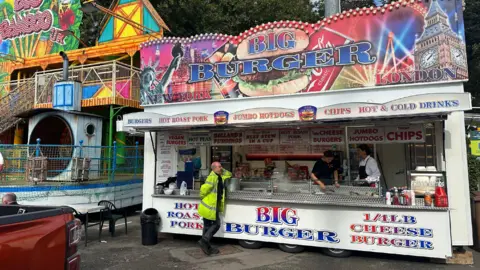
[151,191,452,259]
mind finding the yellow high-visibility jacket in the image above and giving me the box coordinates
[198,169,232,221]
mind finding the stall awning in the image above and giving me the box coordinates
[122,92,471,131]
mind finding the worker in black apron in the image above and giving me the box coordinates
[356,144,381,187]
[311,150,340,191]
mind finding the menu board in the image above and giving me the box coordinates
[187,133,212,145]
[279,129,310,145]
[158,125,422,148]
[244,130,279,145]
[311,128,344,145]
[165,133,188,146]
[348,127,384,144]
[212,132,244,145]
[157,132,167,145]
[384,125,425,143]
[157,146,175,183]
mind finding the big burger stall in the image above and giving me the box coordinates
[124,0,474,259]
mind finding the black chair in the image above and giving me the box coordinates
[98,200,127,237]
[70,208,86,224]
[67,206,105,247]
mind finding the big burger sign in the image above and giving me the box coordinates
[140,1,468,106]
[180,27,373,99]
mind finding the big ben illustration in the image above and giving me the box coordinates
[414,0,468,79]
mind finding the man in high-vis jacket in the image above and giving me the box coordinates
[198,162,232,255]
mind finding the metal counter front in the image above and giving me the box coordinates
[226,191,448,211]
[152,190,447,211]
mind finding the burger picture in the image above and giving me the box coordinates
[233,67,311,97]
[214,111,229,125]
[233,28,312,97]
[298,106,317,121]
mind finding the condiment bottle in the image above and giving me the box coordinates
[424,191,432,207]
[411,190,416,206]
[393,188,400,205]
[385,192,391,205]
[434,178,448,207]
[403,190,411,206]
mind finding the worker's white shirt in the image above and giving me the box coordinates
[356,155,381,181]
[0,152,3,165]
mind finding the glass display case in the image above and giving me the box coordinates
[408,171,446,196]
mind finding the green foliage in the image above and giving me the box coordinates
[80,0,110,47]
[463,0,480,105]
[154,0,323,37]
[468,154,480,192]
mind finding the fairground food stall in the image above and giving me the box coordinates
[124,0,473,259]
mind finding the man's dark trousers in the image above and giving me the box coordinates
[202,212,220,248]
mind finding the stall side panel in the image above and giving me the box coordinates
[153,197,452,259]
[445,111,473,246]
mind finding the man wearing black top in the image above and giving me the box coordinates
[2,193,18,205]
[310,150,340,191]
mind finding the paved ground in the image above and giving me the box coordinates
[79,213,480,270]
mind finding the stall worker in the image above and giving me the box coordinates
[310,150,340,191]
[356,144,381,185]
[198,162,232,256]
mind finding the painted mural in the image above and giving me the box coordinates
[82,81,132,100]
[0,0,83,80]
[98,0,169,43]
[140,0,467,106]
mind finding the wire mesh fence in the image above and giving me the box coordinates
[0,141,144,185]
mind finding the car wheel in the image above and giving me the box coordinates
[238,240,263,249]
[278,244,305,253]
[322,248,352,258]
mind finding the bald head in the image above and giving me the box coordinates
[211,162,223,174]
[2,193,17,205]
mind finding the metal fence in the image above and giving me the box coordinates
[0,140,144,184]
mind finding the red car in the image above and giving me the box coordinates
[0,205,82,269]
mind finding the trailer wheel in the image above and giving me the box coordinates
[322,248,352,258]
[278,244,305,253]
[238,240,263,249]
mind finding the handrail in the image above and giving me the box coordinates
[35,61,141,75]
[0,79,35,134]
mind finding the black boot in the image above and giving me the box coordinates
[198,239,211,255]
[209,246,219,255]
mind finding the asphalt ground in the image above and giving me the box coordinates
[79,212,479,270]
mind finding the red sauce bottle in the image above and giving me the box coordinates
[434,179,448,207]
[392,188,400,205]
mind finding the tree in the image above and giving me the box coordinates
[463,0,480,105]
[154,0,323,37]
[80,0,111,47]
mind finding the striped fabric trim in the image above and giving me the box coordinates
[200,201,216,211]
